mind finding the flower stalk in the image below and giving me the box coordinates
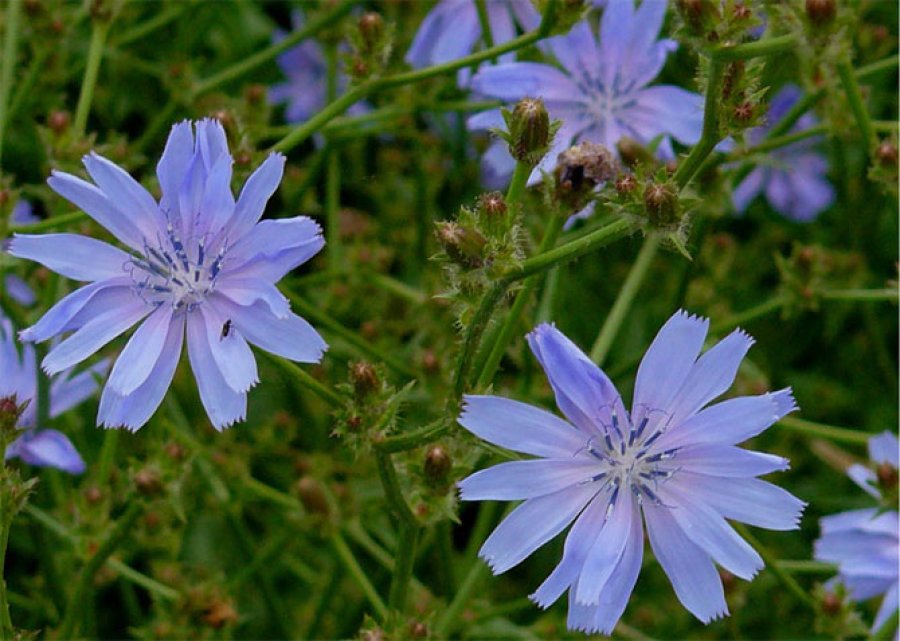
[73,19,111,137]
[0,0,23,175]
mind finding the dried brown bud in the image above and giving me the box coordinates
[822,592,841,615]
[506,97,551,163]
[806,0,836,25]
[349,361,379,396]
[48,110,70,134]
[554,142,617,208]
[297,476,330,515]
[202,599,238,629]
[876,140,898,167]
[134,468,163,496]
[477,192,507,218]
[877,462,898,490]
[643,182,680,226]
[424,445,452,486]
[615,174,637,195]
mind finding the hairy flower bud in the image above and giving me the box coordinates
[477,192,507,218]
[643,182,680,226]
[676,0,719,35]
[424,445,452,487]
[435,221,486,267]
[134,467,164,496]
[48,110,70,135]
[358,12,384,51]
[876,140,898,167]
[615,174,637,195]
[0,395,25,435]
[297,476,330,515]
[821,592,841,616]
[616,137,655,168]
[349,361,379,396]
[877,462,898,490]
[505,97,551,164]
[805,0,836,25]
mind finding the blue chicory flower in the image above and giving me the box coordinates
[10,119,327,431]
[269,10,367,125]
[815,432,899,634]
[457,310,804,634]
[732,84,835,222]
[1,312,105,474]
[3,201,39,306]
[468,0,703,187]
[405,0,539,71]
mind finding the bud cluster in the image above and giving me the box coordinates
[347,12,393,80]
[675,0,759,46]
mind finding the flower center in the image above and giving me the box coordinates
[579,406,679,516]
[126,223,227,313]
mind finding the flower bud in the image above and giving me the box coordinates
[408,620,429,639]
[48,110,70,135]
[877,462,898,490]
[134,467,163,496]
[476,192,507,218]
[821,592,841,615]
[358,12,384,51]
[423,445,452,487]
[297,476,330,515]
[616,137,655,168]
[733,101,755,124]
[349,361,379,396]
[876,140,898,167]
[202,599,238,629]
[435,221,486,267]
[615,174,637,195]
[805,0,836,25]
[676,0,719,35]
[505,97,551,164]
[0,395,25,435]
[643,182,680,226]
[554,142,617,209]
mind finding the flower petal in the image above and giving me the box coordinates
[458,395,586,458]
[50,358,110,418]
[869,431,899,468]
[668,328,755,424]
[227,153,286,240]
[186,312,247,430]
[217,277,291,318]
[226,216,323,268]
[20,278,132,343]
[200,301,259,394]
[644,500,729,624]
[633,310,708,415]
[6,429,86,474]
[42,294,149,375]
[156,120,195,216]
[198,153,236,234]
[107,305,174,395]
[471,62,581,103]
[458,458,600,501]
[82,152,166,236]
[46,171,146,250]
[214,296,327,364]
[676,444,789,477]
[98,314,185,430]
[527,323,625,435]
[479,483,597,574]
[575,494,634,605]
[872,582,899,633]
[10,233,130,282]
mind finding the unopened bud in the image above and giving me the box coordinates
[617,137,655,168]
[876,140,898,167]
[48,111,70,135]
[349,361,379,396]
[84,486,103,504]
[677,0,718,34]
[408,620,429,639]
[732,3,752,20]
[507,97,551,164]
[805,0,836,25]
[734,101,755,123]
[297,476,330,515]
[643,182,680,226]
[134,468,163,496]
[435,222,486,267]
[615,174,637,195]
[821,592,841,615]
[244,84,265,105]
[202,599,238,629]
[477,192,507,218]
[0,395,24,433]
[358,12,384,50]
[877,462,898,490]
[424,445,452,487]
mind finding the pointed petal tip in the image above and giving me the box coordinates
[770,388,798,418]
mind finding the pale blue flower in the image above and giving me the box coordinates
[732,84,835,222]
[3,201,38,306]
[1,312,105,474]
[458,311,804,634]
[815,432,899,635]
[269,10,367,125]
[10,119,327,431]
[468,0,703,186]
[405,0,539,71]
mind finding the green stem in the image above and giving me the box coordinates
[388,521,418,613]
[271,28,545,153]
[0,0,23,172]
[106,559,179,601]
[434,558,488,636]
[331,532,388,621]
[265,353,342,407]
[0,495,13,639]
[73,20,111,137]
[590,236,659,365]
[710,296,786,334]
[505,160,530,205]
[673,57,724,189]
[774,560,837,575]
[476,214,564,389]
[777,416,871,445]
[453,282,507,399]
[474,0,495,49]
[735,124,829,157]
[374,420,449,453]
[733,523,815,610]
[193,2,352,96]
[711,34,798,61]
[111,4,188,47]
[58,502,142,639]
[375,451,416,525]
[820,288,898,302]
[326,143,341,266]
[837,57,875,152]
[96,429,119,485]
[513,217,633,281]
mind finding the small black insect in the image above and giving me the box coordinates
[220,319,233,340]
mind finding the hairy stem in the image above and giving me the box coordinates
[73,19,111,137]
[837,57,875,152]
[674,57,724,189]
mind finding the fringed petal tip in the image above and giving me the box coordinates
[769,388,798,419]
[672,308,711,329]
